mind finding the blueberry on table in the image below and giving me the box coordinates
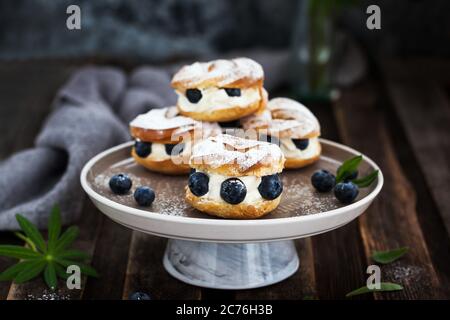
[334,182,359,204]
[134,141,151,158]
[224,88,241,97]
[186,88,202,103]
[311,170,336,192]
[293,139,309,150]
[258,174,283,200]
[109,174,132,195]
[165,143,184,156]
[129,292,151,300]
[220,178,247,204]
[134,186,156,207]
[188,172,209,197]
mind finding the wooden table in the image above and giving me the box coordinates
[0,58,449,300]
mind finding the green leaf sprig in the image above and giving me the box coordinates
[346,247,410,297]
[336,155,379,187]
[0,205,98,289]
[346,282,403,298]
[372,247,409,264]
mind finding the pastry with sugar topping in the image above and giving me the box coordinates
[129,106,221,175]
[241,97,321,169]
[171,58,268,122]
[186,134,285,219]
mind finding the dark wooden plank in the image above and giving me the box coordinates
[334,81,445,299]
[379,78,450,296]
[384,81,450,239]
[122,232,202,300]
[81,217,132,299]
[235,238,316,300]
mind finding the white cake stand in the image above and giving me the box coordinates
[80,140,383,289]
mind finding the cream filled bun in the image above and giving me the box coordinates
[171,58,268,122]
[186,134,285,219]
[129,106,221,175]
[241,97,321,169]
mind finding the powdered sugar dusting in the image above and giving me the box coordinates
[191,134,284,171]
[242,97,320,137]
[172,57,264,88]
[130,107,197,130]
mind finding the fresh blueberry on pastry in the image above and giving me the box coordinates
[129,106,221,175]
[185,134,285,219]
[171,58,268,122]
[241,97,321,169]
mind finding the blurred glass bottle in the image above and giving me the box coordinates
[290,0,338,102]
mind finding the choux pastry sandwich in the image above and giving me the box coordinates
[130,106,221,175]
[171,57,268,122]
[186,134,285,219]
[241,97,321,169]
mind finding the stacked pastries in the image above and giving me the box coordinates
[128,57,322,219]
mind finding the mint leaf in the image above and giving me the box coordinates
[336,155,363,183]
[346,282,403,297]
[0,245,41,260]
[353,170,379,188]
[14,260,46,284]
[0,261,33,281]
[48,205,61,253]
[55,226,79,253]
[44,264,57,289]
[372,247,409,264]
[15,214,47,253]
[58,250,90,261]
[0,206,97,289]
[55,259,99,278]
[54,264,69,279]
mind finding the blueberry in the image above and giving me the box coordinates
[224,88,241,97]
[258,174,283,200]
[165,143,184,156]
[334,182,359,204]
[311,170,336,192]
[134,186,155,206]
[109,174,132,195]
[134,141,151,158]
[186,89,202,103]
[189,168,196,175]
[293,139,309,150]
[188,172,209,196]
[220,178,247,204]
[343,170,358,182]
[129,292,151,300]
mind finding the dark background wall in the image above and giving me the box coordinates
[0,0,449,62]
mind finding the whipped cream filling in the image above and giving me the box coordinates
[176,87,261,113]
[280,137,320,159]
[198,171,263,204]
[137,141,190,161]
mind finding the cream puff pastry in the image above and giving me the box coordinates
[186,134,285,219]
[171,58,268,122]
[241,97,321,169]
[130,107,220,175]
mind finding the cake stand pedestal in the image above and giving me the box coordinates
[163,239,299,289]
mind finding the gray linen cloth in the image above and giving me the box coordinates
[0,51,289,230]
